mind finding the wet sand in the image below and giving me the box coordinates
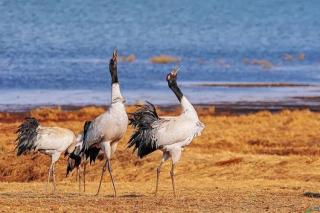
[194,82,316,88]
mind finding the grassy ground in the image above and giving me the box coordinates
[0,179,319,212]
[1,106,320,212]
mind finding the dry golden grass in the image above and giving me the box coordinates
[149,55,180,64]
[1,106,320,212]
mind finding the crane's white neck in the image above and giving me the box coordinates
[111,83,125,104]
[180,96,199,120]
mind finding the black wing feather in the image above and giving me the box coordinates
[67,120,101,176]
[128,102,160,158]
[15,117,39,156]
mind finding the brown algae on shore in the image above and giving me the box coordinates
[149,55,180,64]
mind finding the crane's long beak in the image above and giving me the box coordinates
[172,65,181,76]
[112,49,118,61]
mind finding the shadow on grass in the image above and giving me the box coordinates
[0,191,145,199]
[120,193,144,198]
[304,192,320,198]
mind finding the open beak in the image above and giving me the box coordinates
[171,65,181,76]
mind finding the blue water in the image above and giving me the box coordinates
[0,1,320,110]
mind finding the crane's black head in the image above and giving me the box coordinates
[166,67,178,85]
[109,49,118,84]
[166,67,183,101]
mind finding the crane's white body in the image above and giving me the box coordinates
[156,96,204,164]
[16,122,76,193]
[85,83,128,159]
[37,127,76,156]
[156,97,204,153]
[38,126,76,192]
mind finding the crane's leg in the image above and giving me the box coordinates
[83,163,86,192]
[51,152,60,193]
[46,164,53,193]
[155,151,170,197]
[108,142,118,197]
[76,167,79,182]
[96,141,111,196]
[78,166,81,194]
[96,160,107,196]
[107,159,117,197]
[170,164,176,198]
[155,160,164,197]
[170,148,181,198]
[52,163,57,193]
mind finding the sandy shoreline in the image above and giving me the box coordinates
[2,98,320,115]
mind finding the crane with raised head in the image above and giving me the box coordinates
[80,49,128,196]
[128,67,205,197]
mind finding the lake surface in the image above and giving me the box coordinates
[0,1,320,111]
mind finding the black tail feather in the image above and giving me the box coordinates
[81,120,101,162]
[85,146,101,164]
[66,152,82,177]
[81,120,92,154]
[15,117,39,156]
[129,101,159,129]
[83,120,91,143]
[128,102,160,158]
[66,120,92,176]
[66,145,101,177]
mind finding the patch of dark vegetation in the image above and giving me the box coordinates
[215,157,243,166]
[304,192,320,198]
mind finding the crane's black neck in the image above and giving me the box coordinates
[168,80,183,102]
[109,61,118,84]
[110,70,118,84]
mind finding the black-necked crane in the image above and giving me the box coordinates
[15,117,76,193]
[128,67,205,197]
[80,49,128,196]
[67,120,104,193]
